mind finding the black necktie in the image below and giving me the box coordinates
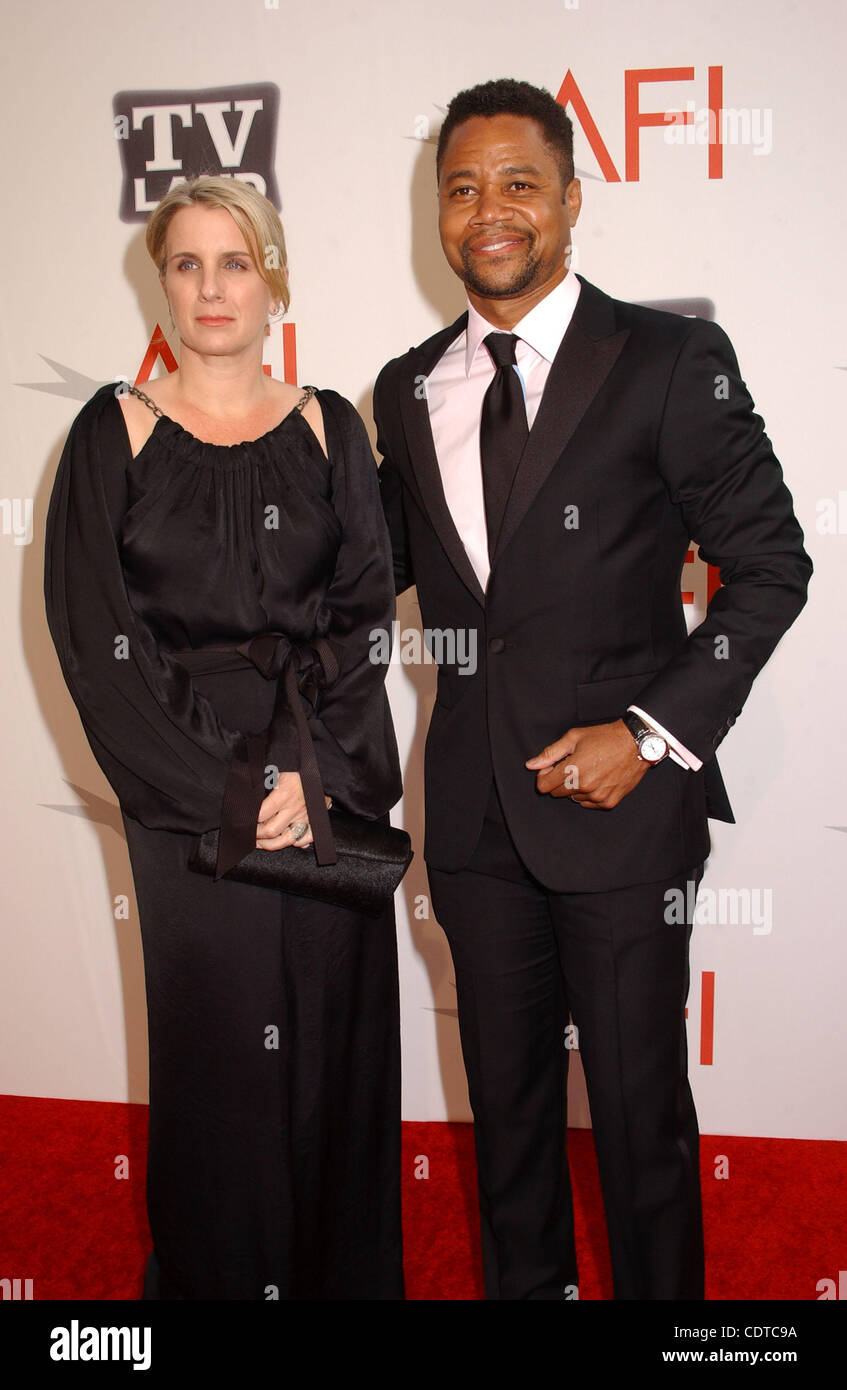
[480,332,528,558]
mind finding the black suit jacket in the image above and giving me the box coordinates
[374,276,811,893]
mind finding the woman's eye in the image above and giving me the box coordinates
[174,258,250,271]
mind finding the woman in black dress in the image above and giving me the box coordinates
[44,176,404,1299]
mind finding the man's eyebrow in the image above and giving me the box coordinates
[442,164,543,183]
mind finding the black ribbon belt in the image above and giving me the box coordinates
[171,633,341,880]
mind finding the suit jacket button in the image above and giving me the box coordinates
[488,637,505,654]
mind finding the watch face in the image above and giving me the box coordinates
[640,734,667,763]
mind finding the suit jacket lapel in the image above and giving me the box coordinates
[397,313,487,606]
[492,278,630,565]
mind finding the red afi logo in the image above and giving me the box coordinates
[556,66,725,180]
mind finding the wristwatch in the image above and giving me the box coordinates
[623,711,669,765]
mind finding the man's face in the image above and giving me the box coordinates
[438,113,581,310]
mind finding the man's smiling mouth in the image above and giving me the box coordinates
[468,234,529,255]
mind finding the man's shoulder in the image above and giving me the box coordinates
[375,312,468,397]
[579,276,729,354]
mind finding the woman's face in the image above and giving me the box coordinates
[161,203,274,360]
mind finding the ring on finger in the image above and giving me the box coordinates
[288,820,309,842]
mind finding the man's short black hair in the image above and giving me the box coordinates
[435,78,575,195]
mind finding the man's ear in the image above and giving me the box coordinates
[566,177,582,227]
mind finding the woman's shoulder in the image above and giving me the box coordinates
[312,388,372,446]
[303,388,373,468]
[64,381,169,468]
[115,382,165,458]
[77,380,124,417]
[310,390,378,494]
[311,386,358,417]
[64,382,127,448]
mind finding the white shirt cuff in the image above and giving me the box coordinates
[627,706,703,772]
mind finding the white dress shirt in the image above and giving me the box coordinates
[424,271,701,772]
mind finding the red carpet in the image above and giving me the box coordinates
[0,1095,843,1300]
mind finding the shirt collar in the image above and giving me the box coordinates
[465,270,581,377]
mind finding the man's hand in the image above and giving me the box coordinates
[255,772,331,851]
[525,719,649,809]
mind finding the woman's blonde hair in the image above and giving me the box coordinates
[145,176,290,312]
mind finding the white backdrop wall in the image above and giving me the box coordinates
[1,0,844,1138]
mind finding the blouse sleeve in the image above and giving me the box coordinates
[285,390,401,819]
[44,386,239,833]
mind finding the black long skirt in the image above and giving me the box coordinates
[123,809,404,1301]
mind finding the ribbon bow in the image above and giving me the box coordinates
[170,633,341,879]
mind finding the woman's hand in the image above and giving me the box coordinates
[255,773,331,851]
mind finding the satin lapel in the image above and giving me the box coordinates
[397,313,486,607]
[492,279,630,565]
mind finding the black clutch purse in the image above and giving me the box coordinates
[176,631,412,917]
[188,810,413,918]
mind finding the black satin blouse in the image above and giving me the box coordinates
[44,382,401,838]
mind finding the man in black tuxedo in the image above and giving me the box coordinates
[374,78,810,1300]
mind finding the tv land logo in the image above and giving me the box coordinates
[113,83,280,222]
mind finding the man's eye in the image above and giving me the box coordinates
[508,182,532,191]
[450,186,475,197]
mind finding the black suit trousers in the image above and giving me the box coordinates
[428,785,705,1301]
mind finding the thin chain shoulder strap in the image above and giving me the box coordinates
[126,384,165,418]
[127,381,317,419]
[295,385,318,412]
